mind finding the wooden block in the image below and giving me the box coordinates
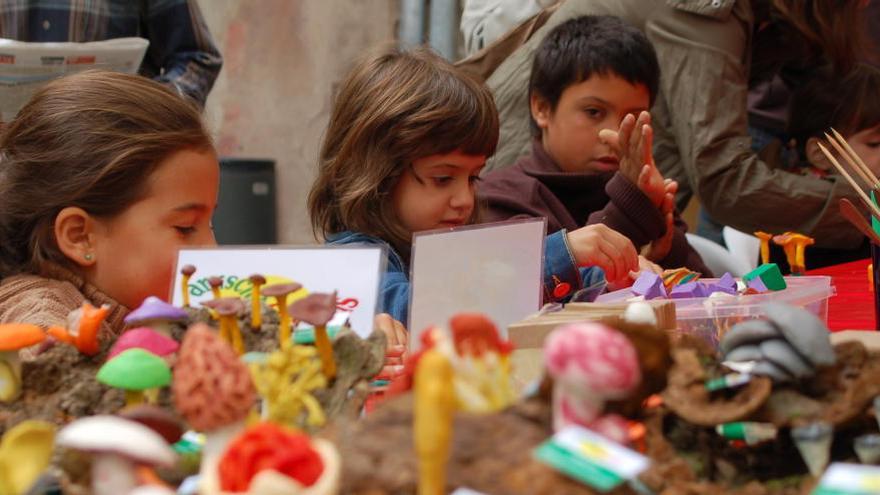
[507,300,676,349]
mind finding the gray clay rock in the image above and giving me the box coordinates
[719,319,781,354]
[752,359,794,383]
[724,344,763,362]
[760,339,815,379]
[762,302,835,367]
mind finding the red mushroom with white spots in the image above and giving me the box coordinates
[544,322,641,443]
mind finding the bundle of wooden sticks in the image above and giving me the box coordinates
[818,128,880,245]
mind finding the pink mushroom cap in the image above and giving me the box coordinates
[108,327,180,360]
[544,322,641,399]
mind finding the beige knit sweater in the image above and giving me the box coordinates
[0,264,129,350]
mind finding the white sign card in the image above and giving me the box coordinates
[408,218,545,349]
[172,246,385,337]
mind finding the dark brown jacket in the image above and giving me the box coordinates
[480,140,711,275]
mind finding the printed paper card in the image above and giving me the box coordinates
[813,463,880,495]
[172,246,384,337]
[534,425,650,492]
[409,218,545,350]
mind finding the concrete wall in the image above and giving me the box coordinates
[199,0,399,244]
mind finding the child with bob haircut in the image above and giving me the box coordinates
[480,15,710,275]
[0,70,219,339]
[309,47,641,347]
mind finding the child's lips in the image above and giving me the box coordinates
[438,219,465,227]
[591,157,620,172]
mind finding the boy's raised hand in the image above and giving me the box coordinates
[644,179,678,262]
[600,111,667,208]
[566,224,639,286]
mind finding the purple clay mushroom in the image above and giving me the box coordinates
[124,296,188,336]
[56,415,176,495]
[108,327,179,363]
[631,271,667,300]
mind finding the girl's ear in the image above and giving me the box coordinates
[54,207,98,267]
[805,136,833,171]
[530,92,553,131]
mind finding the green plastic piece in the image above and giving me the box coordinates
[96,348,171,390]
[743,263,787,291]
[871,191,880,237]
[293,326,341,345]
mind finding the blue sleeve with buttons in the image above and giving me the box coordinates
[542,230,607,303]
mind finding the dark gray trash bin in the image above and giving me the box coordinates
[213,158,277,245]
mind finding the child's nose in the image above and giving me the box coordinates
[450,182,474,210]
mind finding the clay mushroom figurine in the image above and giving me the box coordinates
[45,302,110,356]
[217,422,340,495]
[56,415,176,495]
[0,419,56,495]
[201,297,247,355]
[248,274,267,330]
[754,231,773,265]
[544,322,641,443]
[180,264,197,307]
[0,323,46,402]
[172,323,256,495]
[208,276,224,300]
[414,345,455,495]
[108,327,180,362]
[124,296,189,336]
[262,282,303,349]
[97,348,172,406]
[772,232,815,275]
[289,292,338,379]
[118,404,185,444]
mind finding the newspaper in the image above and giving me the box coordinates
[0,37,149,121]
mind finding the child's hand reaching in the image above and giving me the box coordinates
[607,255,663,290]
[566,224,639,286]
[600,111,668,208]
[374,313,407,379]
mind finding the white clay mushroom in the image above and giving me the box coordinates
[56,415,176,495]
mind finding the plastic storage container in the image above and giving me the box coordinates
[595,276,835,348]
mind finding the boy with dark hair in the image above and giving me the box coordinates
[480,15,709,274]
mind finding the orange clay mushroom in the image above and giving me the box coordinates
[288,292,337,379]
[0,323,46,402]
[248,274,267,331]
[772,232,815,275]
[201,297,246,355]
[180,264,196,307]
[208,276,224,300]
[262,283,303,349]
[47,302,109,356]
[754,232,773,265]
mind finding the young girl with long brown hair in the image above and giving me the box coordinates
[0,70,219,338]
[309,47,641,346]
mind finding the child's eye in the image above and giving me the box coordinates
[584,107,604,119]
[174,226,197,236]
[432,176,453,186]
[867,142,880,149]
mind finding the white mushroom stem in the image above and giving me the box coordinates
[0,350,22,402]
[199,420,246,495]
[552,381,604,432]
[91,453,138,495]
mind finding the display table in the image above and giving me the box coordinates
[806,257,875,331]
